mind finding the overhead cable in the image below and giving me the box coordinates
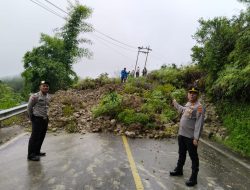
[40,0,137,49]
[30,0,65,20]
[91,33,136,52]
[92,35,136,62]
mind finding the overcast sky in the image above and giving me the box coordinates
[0,0,245,79]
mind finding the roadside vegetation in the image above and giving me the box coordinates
[0,80,23,109]
[1,1,249,156]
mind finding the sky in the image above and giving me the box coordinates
[0,0,246,79]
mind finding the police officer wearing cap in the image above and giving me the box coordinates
[170,85,205,186]
[27,81,50,161]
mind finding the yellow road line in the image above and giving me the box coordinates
[122,135,144,190]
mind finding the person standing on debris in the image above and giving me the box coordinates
[130,70,135,78]
[121,68,128,83]
[170,85,205,187]
[136,66,140,77]
[142,67,147,76]
[27,81,50,161]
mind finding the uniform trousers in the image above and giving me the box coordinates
[177,135,199,173]
[28,116,48,157]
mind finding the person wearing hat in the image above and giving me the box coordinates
[27,81,50,161]
[170,85,205,187]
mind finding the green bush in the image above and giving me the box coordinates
[160,107,178,123]
[180,65,205,88]
[0,82,23,109]
[147,67,184,88]
[74,74,120,90]
[124,83,141,94]
[212,65,250,101]
[65,120,78,133]
[117,109,150,125]
[62,105,74,117]
[127,77,152,90]
[145,122,157,129]
[171,88,186,105]
[217,102,250,156]
[92,92,122,118]
[142,90,168,114]
[73,78,96,90]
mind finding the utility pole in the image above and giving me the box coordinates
[134,46,152,77]
[134,46,143,77]
[143,46,152,68]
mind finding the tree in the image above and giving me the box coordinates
[191,17,236,85]
[191,7,250,101]
[0,81,23,109]
[238,0,250,5]
[22,2,93,93]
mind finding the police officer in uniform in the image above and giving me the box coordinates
[170,86,205,187]
[27,81,50,161]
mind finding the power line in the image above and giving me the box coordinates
[40,0,137,49]
[91,34,136,62]
[91,33,136,53]
[43,0,69,15]
[30,0,148,62]
[30,0,65,20]
[94,29,137,49]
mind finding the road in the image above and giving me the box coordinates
[0,132,249,190]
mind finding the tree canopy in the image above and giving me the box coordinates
[22,2,93,93]
[191,6,250,101]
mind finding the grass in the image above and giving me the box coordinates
[1,115,25,127]
[217,101,250,157]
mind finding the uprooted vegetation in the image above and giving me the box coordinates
[48,66,206,139]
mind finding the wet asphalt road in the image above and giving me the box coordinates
[0,132,249,190]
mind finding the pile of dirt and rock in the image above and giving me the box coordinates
[47,84,179,138]
[46,84,227,139]
[202,100,228,140]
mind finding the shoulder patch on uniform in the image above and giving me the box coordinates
[31,95,38,101]
[197,105,203,113]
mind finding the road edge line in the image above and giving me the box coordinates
[200,138,250,170]
[0,132,28,150]
[122,135,144,190]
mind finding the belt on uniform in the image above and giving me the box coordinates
[33,115,48,120]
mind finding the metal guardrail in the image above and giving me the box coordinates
[0,104,28,121]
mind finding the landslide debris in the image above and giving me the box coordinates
[47,84,224,139]
[48,84,179,138]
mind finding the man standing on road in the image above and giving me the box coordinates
[170,86,205,187]
[27,81,50,161]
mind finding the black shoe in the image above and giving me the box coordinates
[27,155,40,161]
[185,172,198,186]
[169,169,183,176]
[185,179,197,186]
[37,152,46,156]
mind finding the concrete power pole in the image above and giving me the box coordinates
[134,46,143,77]
[134,46,152,77]
[143,46,152,68]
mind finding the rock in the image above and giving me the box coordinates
[73,113,80,118]
[52,128,57,132]
[125,131,136,138]
[110,119,116,126]
[92,127,102,133]
[81,130,86,134]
